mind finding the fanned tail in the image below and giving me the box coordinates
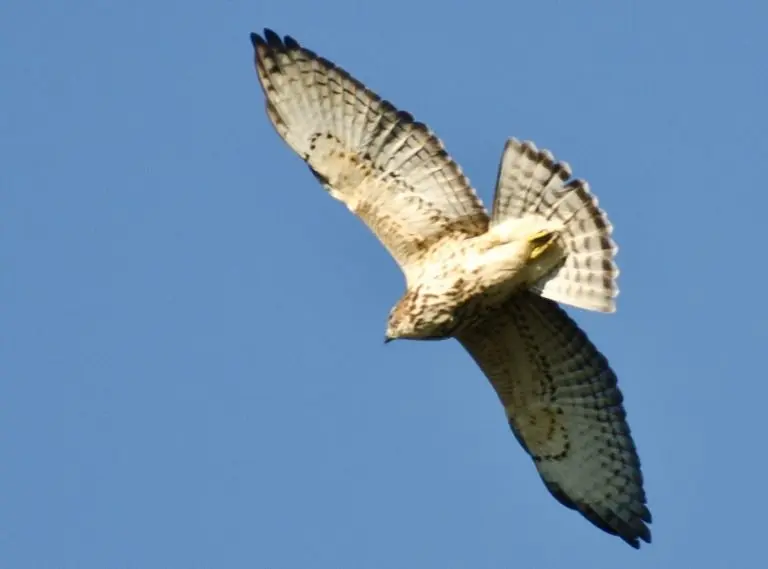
[491,138,618,313]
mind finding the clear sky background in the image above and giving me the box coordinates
[2,1,766,567]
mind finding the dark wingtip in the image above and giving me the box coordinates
[641,505,653,524]
[263,28,282,47]
[249,32,262,49]
[637,521,652,544]
[284,35,300,49]
[619,518,652,549]
[542,478,651,548]
[395,109,414,123]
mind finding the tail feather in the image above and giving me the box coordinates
[492,138,618,313]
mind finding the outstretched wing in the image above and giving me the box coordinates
[251,29,489,275]
[457,292,651,548]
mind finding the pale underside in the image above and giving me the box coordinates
[251,28,650,548]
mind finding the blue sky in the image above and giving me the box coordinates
[2,0,766,567]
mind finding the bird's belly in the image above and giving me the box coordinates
[414,274,520,337]
[412,241,533,335]
[449,284,517,333]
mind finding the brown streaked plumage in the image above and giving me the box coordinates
[250,28,650,548]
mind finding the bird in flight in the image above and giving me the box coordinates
[250,28,651,548]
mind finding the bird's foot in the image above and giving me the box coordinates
[528,230,559,260]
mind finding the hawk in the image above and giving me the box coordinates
[250,28,651,548]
